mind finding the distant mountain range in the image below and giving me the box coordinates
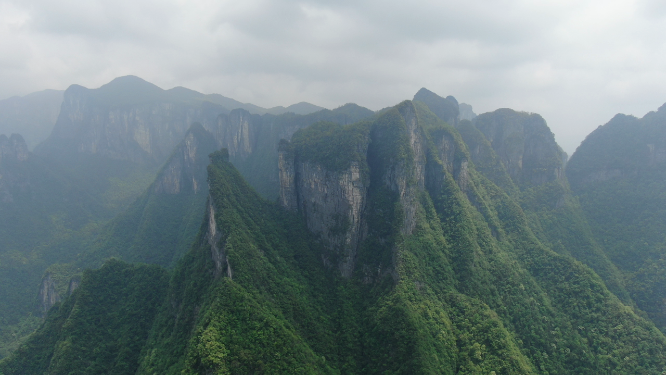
[3,78,666,374]
[0,76,327,151]
[0,75,373,359]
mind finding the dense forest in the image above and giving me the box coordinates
[2,77,666,373]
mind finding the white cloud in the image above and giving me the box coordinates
[1,0,666,152]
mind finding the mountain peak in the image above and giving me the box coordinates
[413,88,459,125]
[92,76,166,105]
[99,75,162,91]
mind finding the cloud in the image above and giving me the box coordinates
[1,0,666,152]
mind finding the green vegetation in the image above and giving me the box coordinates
[232,103,374,200]
[289,120,371,172]
[0,260,168,375]
[567,105,666,333]
[4,94,666,374]
[0,143,158,358]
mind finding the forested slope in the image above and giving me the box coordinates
[0,76,374,359]
[567,103,666,332]
[4,99,666,374]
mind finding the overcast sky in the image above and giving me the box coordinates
[2,0,666,153]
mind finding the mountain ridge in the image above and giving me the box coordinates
[3,85,666,373]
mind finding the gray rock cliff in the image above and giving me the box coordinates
[153,123,217,195]
[0,134,29,164]
[279,141,369,277]
[413,88,460,126]
[37,272,60,317]
[279,101,456,278]
[458,103,477,122]
[38,76,224,166]
[0,134,30,204]
[472,109,566,189]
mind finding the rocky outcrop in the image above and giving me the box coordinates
[67,276,81,296]
[279,101,438,277]
[37,273,60,317]
[458,103,477,122]
[473,109,566,189]
[279,149,368,277]
[567,106,666,190]
[413,88,460,126]
[394,102,427,234]
[426,127,472,194]
[214,109,258,160]
[0,134,29,164]
[38,76,223,165]
[205,195,232,279]
[277,143,298,211]
[153,123,217,195]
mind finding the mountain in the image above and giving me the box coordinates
[85,102,376,266]
[0,133,114,357]
[413,87,460,126]
[216,103,375,200]
[5,97,666,374]
[0,76,373,360]
[82,123,219,268]
[266,102,327,115]
[0,260,168,375]
[0,90,63,150]
[35,76,225,165]
[458,102,477,121]
[416,92,630,302]
[35,76,369,199]
[567,103,666,332]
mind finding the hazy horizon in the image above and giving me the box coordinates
[3,0,666,154]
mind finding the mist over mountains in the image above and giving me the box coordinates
[1,76,666,373]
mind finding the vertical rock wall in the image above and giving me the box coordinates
[37,273,60,317]
[473,109,566,188]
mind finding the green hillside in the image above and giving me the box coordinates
[4,100,666,373]
[567,104,666,333]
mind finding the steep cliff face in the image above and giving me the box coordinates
[567,105,666,191]
[153,123,217,195]
[278,122,370,277]
[413,87,460,126]
[0,134,30,203]
[85,125,218,267]
[204,195,232,279]
[284,158,367,277]
[213,109,259,160]
[473,109,566,189]
[278,101,463,277]
[395,102,426,233]
[37,273,60,317]
[0,134,29,164]
[40,78,223,165]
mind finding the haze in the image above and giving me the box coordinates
[2,0,666,153]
